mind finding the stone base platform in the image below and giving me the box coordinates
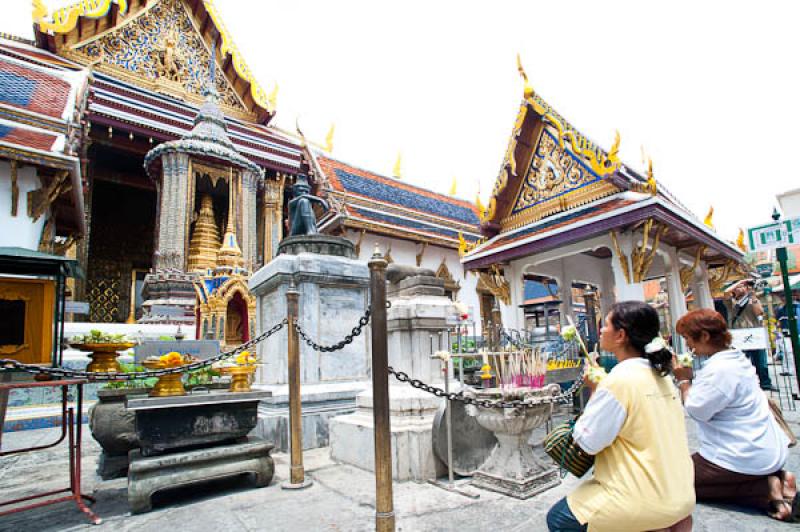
[472,467,560,500]
[127,438,274,514]
[254,381,368,452]
[330,384,461,481]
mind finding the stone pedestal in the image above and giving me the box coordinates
[249,237,371,450]
[330,266,460,481]
[128,438,274,514]
[89,388,146,479]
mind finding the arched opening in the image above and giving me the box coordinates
[225,291,249,346]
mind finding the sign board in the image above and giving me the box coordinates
[134,340,220,363]
[65,301,90,314]
[730,327,768,351]
[747,218,800,252]
[777,189,800,220]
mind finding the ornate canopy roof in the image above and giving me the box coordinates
[312,152,483,249]
[32,0,276,124]
[144,87,264,178]
[463,66,744,270]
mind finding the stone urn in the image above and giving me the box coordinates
[89,387,149,479]
[465,385,562,499]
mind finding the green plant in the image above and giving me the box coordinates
[186,366,220,386]
[102,363,158,389]
[157,335,176,341]
[72,329,130,344]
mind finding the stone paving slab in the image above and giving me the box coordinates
[1,407,800,531]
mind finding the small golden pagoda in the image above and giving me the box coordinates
[187,195,221,272]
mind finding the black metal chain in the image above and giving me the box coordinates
[0,319,288,381]
[295,308,371,352]
[387,361,585,409]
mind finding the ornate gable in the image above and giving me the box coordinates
[33,0,275,123]
[75,0,244,110]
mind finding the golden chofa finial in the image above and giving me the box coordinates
[516,53,534,98]
[325,123,335,153]
[607,130,621,164]
[392,152,402,179]
[736,228,746,252]
[646,158,657,195]
[295,116,307,148]
[449,177,457,196]
[268,83,279,110]
[32,0,48,22]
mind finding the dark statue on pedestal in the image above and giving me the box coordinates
[288,174,329,236]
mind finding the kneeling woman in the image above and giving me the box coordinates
[674,308,797,522]
[547,301,695,532]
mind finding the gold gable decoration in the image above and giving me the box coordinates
[476,265,510,305]
[66,0,244,111]
[436,258,460,297]
[34,0,129,34]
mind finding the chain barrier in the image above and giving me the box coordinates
[295,308,371,353]
[0,319,288,381]
[387,360,585,409]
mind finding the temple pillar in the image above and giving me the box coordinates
[663,248,688,330]
[241,169,259,271]
[154,152,190,270]
[262,176,284,262]
[692,262,715,310]
[610,232,645,301]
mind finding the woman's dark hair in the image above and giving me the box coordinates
[676,309,732,350]
[609,301,672,376]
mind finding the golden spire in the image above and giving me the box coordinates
[449,177,457,196]
[703,206,715,230]
[268,83,279,110]
[475,193,485,218]
[646,158,657,195]
[325,123,335,153]
[218,168,244,268]
[607,130,621,164]
[188,195,221,272]
[392,152,402,179]
[736,228,747,252]
[516,53,534,98]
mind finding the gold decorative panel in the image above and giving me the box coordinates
[0,277,54,364]
[73,0,244,110]
[88,259,122,323]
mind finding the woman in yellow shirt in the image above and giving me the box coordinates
[547,301,695,532]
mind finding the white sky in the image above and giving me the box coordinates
[5,0,800,241]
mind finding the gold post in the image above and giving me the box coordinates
[282,280,312,489]
[368,245,395,532]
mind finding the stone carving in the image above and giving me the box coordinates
[288,174,329,236]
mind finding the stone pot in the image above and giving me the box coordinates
[89,387,149,479]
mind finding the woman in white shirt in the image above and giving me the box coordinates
[674,308,798,522]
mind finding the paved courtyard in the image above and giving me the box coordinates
[1,394,799,532]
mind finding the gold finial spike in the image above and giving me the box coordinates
[516,53,533,98]
[295,117,307,148]
[32,0,48,22]
[449,177,457,196]
[268,83,279,110]
[608,130,621,163]
[646,158,657,195]
[475,193,485,218]
[736,228,746,252]
[392,152,402,178]
[704,206,714,230]
[325,123,335,153]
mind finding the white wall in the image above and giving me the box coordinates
[344,229,484,333]
[0,162,45,249]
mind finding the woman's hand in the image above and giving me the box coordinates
[583,371,598,395]
[672,356,693,382]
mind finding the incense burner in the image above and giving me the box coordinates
[72,342,136,373]
[465,384,561,499]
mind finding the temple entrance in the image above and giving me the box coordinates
[85,146,156,322]
[224,290,249,346]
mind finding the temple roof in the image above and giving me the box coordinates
[313,153,483,249]
[0,38,87,236]
[89,73,302,174]
[144,88,264,177]
[33,0,276,124]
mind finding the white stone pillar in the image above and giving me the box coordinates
[610,232,645,301]
[693,262,715,310]
[663,248,688,330]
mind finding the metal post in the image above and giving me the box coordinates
[282,281,312,489]
[368,247,395,532]
[777,246,800,398]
